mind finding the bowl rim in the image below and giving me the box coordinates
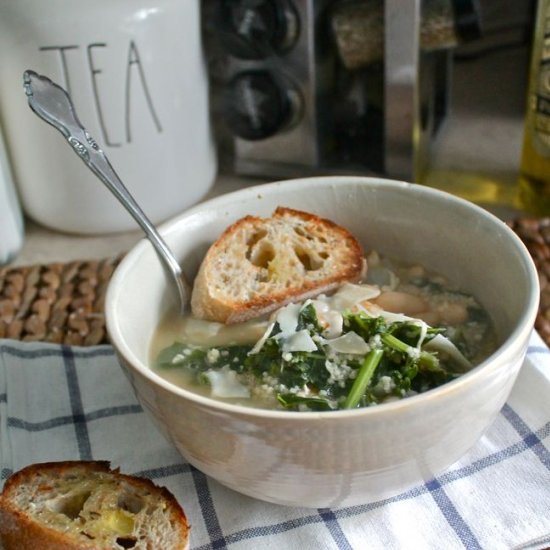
[106,175,540,420]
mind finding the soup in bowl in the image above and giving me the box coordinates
[105,176,539,508]
[150,249,498,411]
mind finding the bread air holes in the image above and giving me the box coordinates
[46,490,92,519]
[245,229,268,260]
[118,492,144,514]
[294,246,324,271]
[293,225,329,243]
[116,536,138,548]
[248,241,275,269]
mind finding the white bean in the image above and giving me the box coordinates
[435,302,468,325]
[414,311,441,326]
[373,291,429,316]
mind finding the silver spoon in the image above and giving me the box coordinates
[22,70,190,314]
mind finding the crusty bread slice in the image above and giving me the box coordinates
[191,206,366,324]
[0,461,190,550]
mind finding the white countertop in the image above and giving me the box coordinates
[5,46,530,269]
[9,174,255,268]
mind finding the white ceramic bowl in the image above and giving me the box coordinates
[106,176,539,508]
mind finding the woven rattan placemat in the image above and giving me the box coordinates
[508,218,550,346]
[0,219,549,347]
[0,256,121,346]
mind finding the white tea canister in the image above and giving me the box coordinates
[0,0,216,234]
[0,126,24,264]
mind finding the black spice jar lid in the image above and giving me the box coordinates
[213,0,299,60]
[223,70,296,140]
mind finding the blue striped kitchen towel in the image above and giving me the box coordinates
[1,332,549,550]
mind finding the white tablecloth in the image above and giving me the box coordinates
[1,332,550,550]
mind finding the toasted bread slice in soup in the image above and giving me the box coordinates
[191,207,366,324]
[0,461,190,550]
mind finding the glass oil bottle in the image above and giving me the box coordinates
[519,0,550,215]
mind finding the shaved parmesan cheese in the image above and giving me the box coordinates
[249,322,275,355]
[376,310,413,323]
[323,310,344,338]
[276,302,302,334]
[416,321,428,349]
[205,368,250,398]
[424,334,472,371]
[180,316,267,346]
[282,329,318,353]
[311,299,343,338]
[328,283,381,311]
[325,331,370,354]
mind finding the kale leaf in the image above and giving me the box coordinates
[157,306,461,411]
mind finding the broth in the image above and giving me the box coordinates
[150,252,497,411]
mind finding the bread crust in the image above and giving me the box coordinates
[191,207,366,324]
[0,461,190,550]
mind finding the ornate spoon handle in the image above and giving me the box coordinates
[23,70,190,314]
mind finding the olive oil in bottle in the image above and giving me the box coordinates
[519,0,550,215]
